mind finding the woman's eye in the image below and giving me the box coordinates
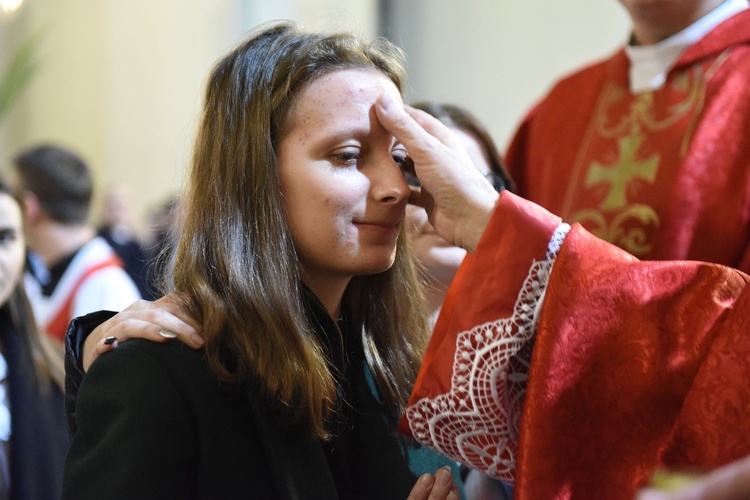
[392,151,409,169]
[333,151,360,166]
[0,230,16,245]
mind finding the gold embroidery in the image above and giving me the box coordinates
[586,135,659,211]
[572,205,660,255]
[568,64,708,256]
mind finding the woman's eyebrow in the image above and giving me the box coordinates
[322,124,373,141]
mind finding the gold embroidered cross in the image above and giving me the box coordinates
[586,134,659,211]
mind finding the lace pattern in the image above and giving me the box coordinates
[405,223,570,483]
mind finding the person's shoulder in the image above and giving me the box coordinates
[549,50,623,91]
[73,261,142,312]
[77,264,140,295]
[68,237,138,288]
[75,338,266,441]
[85,339,207,390]
[520,50,625,126]
[98,337,202,365]
[75,339,225,428]
[77,235,119,259]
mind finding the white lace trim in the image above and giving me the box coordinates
[406,223,571,484]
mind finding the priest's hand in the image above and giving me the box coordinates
[375,93,499,254]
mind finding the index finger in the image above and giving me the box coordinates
[375,93,427,147]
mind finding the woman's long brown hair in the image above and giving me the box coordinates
[167,23,429,439]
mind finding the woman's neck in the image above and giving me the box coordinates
[629,0,726,45]
[29,222,96,268]
[301,275,350,320]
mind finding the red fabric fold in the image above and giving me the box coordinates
[400,192,559,436]
[403,193,750,499]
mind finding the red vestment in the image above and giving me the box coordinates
[506,10,750,271]
[402,192,750,499]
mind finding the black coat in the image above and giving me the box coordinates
[0,308,69,500]
[63,304,461,500]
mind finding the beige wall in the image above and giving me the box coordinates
[1,0,247,234]
[387,0,630,150]
[0,0,628,233]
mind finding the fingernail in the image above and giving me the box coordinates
[190,333,205,346]
[104,336,117,345]
[159,329,177,339]
[419,473,433,487]
[437,468,453,486]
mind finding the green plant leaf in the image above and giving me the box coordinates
[0,33,40,121]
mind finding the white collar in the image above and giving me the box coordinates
[625,0,748,93]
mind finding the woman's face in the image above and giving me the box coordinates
[405,127,492,287]
[0,193,26,307]
[278,69,409,298]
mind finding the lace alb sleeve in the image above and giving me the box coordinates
[404,223,570,483]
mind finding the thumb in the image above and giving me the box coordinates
[375,94,448,161]
[375,93,425,147]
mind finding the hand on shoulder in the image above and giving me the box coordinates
[82,293,204,372]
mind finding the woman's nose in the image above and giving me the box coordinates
[369,154,410,204]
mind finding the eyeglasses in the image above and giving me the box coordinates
[480,170,508,193]
[405,169,507,193]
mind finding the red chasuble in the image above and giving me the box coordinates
[402,192,750,499]
[506,10,750,272]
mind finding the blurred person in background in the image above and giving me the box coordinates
[12,144,141,346]
[0,179,68,499]
[97,185,153,300]
[142,194,181,299]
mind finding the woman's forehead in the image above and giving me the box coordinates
[285,69,400,137]
[296,70,396,114]
[0,194,22,225]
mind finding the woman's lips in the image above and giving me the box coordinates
[354,217,402,233]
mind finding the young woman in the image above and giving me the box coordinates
[0,181,68,499]
[62,23,461,499]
